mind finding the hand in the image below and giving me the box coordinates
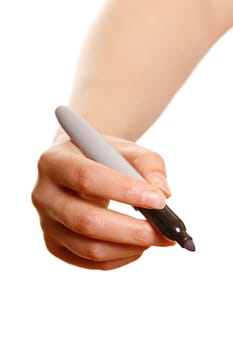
[31,135,173,270]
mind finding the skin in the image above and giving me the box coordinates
[32,0,233,270]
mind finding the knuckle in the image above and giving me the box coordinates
[32,152,54,210]
[133,224,151,246]
[37,150,52,174]
[85,242,104,261]
[31,182,43,210]
[75,212,95,234]
[76,165,92,192]
[120,181,136,202]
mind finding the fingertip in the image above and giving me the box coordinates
[141,190,166,210]
[153,236,176,248]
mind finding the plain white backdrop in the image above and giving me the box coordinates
[1,1,233,349]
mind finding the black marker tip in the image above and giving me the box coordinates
[183,238,196,252]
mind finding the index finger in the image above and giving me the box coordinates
[41,144,166,209]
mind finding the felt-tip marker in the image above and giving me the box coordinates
[55,105,196,252]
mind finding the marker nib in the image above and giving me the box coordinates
[183,238,196,252]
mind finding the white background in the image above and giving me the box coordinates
[1,1,233,349]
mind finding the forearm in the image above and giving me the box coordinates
[67,0,233,141]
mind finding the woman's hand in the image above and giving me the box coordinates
[31,135,173,270]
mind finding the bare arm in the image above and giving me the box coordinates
[67,0,233,140]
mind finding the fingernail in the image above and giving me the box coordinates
[141,190,166,209]
[148,173,171,198]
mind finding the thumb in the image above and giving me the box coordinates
[119,143,171,198]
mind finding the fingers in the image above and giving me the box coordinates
[38,183,172,247]
[44,218,147,262]
[38,143,167,209]
[43,236,143,270]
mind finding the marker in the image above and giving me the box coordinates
[55,105,196,252]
